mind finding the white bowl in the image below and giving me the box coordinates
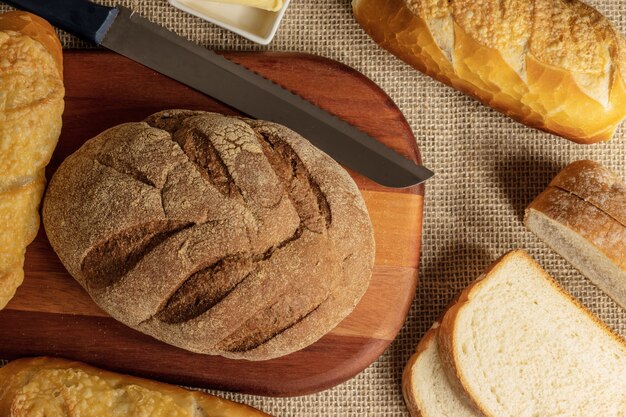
[168,0,291,45]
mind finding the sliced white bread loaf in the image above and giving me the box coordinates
[525,160,626,310]
[402,323,481,417]
[438,250,626,417]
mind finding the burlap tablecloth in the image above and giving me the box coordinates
[1,1,624,415]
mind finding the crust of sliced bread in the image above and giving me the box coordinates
[402,324,483,417]
[547,160,625,226]
[437,250,626,417]
[526,187,626,271]
[524,201,626,309]
[525,160,625,309]
[436,263,497,415]
[402,328,433,417]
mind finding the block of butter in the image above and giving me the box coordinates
[209,0,283,11]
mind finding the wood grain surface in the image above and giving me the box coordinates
[0,51,424,396]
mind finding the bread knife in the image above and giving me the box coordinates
[3,0,434,188]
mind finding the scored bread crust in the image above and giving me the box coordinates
[0,357,272,417]
[545,160,625,226]
[0,11,63,76]
[526,187,625,271]
[352,0,626,143]
[43,110,375,360]
[524,160,625,309]
[437,250,626,417]
[0,12,64,309]
[524,199,626,310]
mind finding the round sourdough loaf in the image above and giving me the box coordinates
[43,110,375,360]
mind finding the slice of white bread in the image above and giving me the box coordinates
[402,323,481,417]
[525,160,626,310]
[438,250,626,417]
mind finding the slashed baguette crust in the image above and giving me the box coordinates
[0,357,272,417]
[438,250,626,417]
[0,12,65,309]
[352,0,626,143]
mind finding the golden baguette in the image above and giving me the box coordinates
[0,11,65,309]
[352,0,626,143]
[0,357,272,417]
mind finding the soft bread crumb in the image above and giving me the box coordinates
[441,251,626,417]
[526,208,626,309]
[404,325,479,417]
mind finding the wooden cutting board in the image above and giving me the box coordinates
[0,51,424,397]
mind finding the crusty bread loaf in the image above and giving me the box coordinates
[0,357,272,417]
[43,110,375,361]
[525,160,625,309]
[352,0,626,143]
[438,250,626,417]
[402,323,480,417]
[0,11,65,309]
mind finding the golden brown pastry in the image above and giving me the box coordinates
[43,110,375,360]
[0,357,272,417]
[353,0,626,143]
[0,11,65,309]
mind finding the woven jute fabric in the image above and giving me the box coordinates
[1,1,624,416]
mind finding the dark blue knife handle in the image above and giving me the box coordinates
[2,0,118,44]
